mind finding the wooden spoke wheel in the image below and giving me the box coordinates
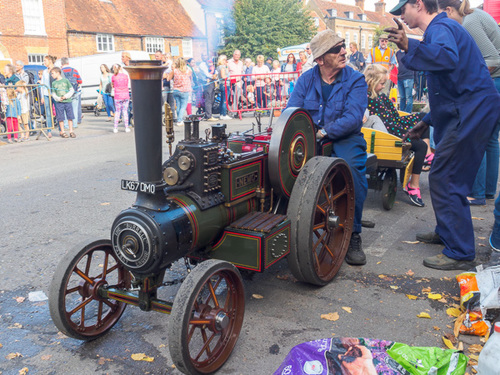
[287,156,355,286]
[168,260,245,375]
[49,239,131,340]
[381,168,398,211]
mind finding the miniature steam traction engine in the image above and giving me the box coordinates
[49,60,355,374]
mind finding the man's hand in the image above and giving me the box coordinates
[385,18,409,51]
[405,120,429,141]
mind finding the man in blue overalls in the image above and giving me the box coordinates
[387,0,500,270]
[287,30,368,265]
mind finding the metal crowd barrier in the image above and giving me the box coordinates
[0,83,55,141]
[223,70,300,119]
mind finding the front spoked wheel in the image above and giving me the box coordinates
[168,260,245,374]
[49,239,131,340]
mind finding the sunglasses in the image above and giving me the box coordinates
[326,43,346,55]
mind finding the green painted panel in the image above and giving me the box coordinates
[264,223,290,268]
[211,230,263,271]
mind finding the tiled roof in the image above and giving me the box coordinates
[315,0,365,20]
[65,0,204,38]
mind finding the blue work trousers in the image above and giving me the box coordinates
[331,133,367,233]
[430,96,499,261]
[470,77,500,199]
[398,79,414,113]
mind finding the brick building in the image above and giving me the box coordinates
[0,0,208,71]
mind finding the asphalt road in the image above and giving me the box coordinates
[0,112,498,375]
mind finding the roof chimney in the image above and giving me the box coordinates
[355,0,365,11]
[374,0,386,15]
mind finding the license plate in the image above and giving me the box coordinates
[121,180,156,194]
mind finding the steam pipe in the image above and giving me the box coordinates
[125,60,165,208]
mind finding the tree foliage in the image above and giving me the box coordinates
[220,0,315,60]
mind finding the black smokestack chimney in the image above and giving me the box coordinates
[125,60,165,208]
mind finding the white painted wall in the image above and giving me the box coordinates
[180,0,206,36]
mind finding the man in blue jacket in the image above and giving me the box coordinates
[287,29,369,266]
[387,0,500,270]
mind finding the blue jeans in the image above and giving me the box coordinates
[220,85,227,116]
[331,133,368,234]
[173,91,189,121]
[103,93,115,117]
[64,92,80,129]
[398,78,414,113]
[470,77,500,199]
[43,95,53,132]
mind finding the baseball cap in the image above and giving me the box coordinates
[310,29,344,59]
[389,0,410,15]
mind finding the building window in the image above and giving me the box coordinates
[368,35,373,49]
[182,38,193,58]
[96,34,114,52]
[337,31,342,38]
[328,9,337,17]
[28,54,45,64]
[145,37,164,53]
[313,17,320,28]
[361,34,366,49]
[215,15,225,46]
[345,11,353,19]
[353,33,358,43]
[345,32,350,46]
[21,0,46,36]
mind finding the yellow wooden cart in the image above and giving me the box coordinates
[361,127,414,210]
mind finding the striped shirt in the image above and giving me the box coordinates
[463,8,500,78]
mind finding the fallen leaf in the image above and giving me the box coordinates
[417,312,431,319]
[41,355,52,360]
[8,323,22,329]
[442,336,456,350]
[406,270,415,277]
[442,277,452,281]
[469,359,478,366]
[433,326,441,331]
[171,364,176,369]
[158,344,166,348]
[428,293,443,300]
[73,190,77,193]
[378,274,387,279]
[97,357,112,365]
[438,298,447,303]
[252,294,264,299]
[406,294,418,300]
[342,306,352,313]
[444,333,457,344]
[478,237,486,240]
[376,261,381,264]
[446,307,462,318]
[402,240,420,244]
[454,312,466,337]
[125,163,131,166]
[468,344,483,353]
[56,332,68,339]
[471,217,484,221]
[457,342,464,351]
[390,286,399,290]
[131,353,154,362]
[276,274,289,280]
[0,343,2,348]
[19,367,28,375]
[15,297,25,303]
[468,354,479,361]
[422,287,432,293]
[6,352,22,360]
[100,202,111,206]
[321,312,340,322]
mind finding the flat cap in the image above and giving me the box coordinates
[310,29,344,59]
[379,34,389,40]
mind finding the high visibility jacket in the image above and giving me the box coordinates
[370,47,394,70]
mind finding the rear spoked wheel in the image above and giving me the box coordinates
[168,260,245,374]
[287,156,355,286]
[49,239,131,340]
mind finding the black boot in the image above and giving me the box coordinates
[345,232,366,265]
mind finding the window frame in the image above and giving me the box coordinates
[182,38,193,58]
[28,54,45,64]
[145,37,165,54]
[96,34,115,53]
[21,0,47,36]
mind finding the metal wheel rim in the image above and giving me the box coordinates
[311,162,354,281]
[58,243,129,337]
[184,268,244,373]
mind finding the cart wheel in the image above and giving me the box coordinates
[382,169,398,210]
[287,156,355,286]
[49,239,131,340]
[168,259,245,375]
